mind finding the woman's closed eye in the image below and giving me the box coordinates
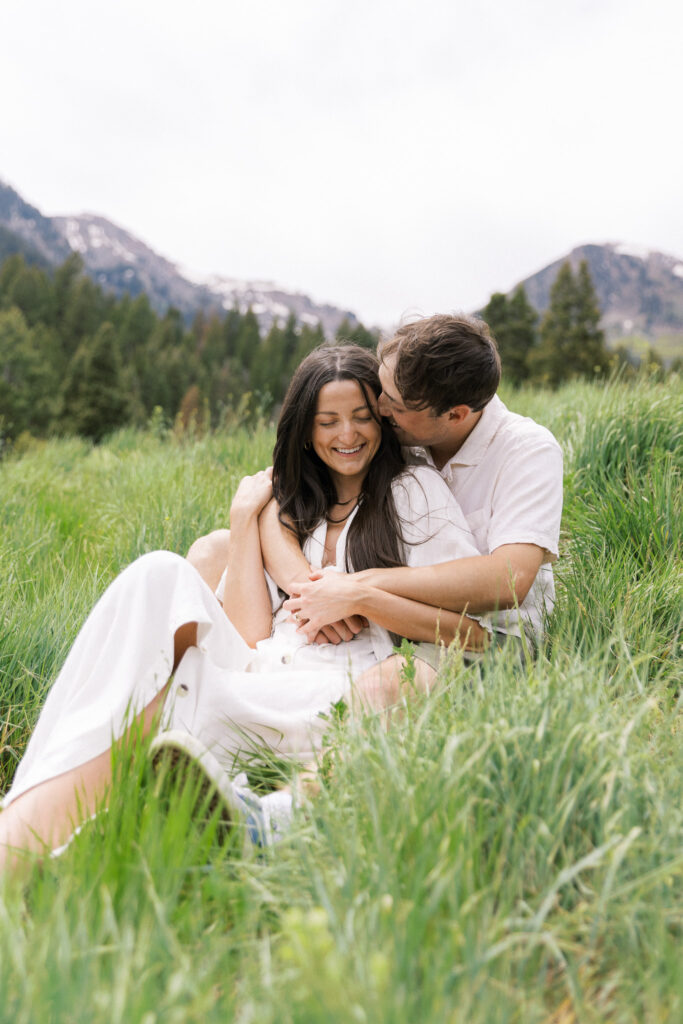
[319,416,372,428]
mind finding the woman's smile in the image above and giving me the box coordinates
[333,443,365,456]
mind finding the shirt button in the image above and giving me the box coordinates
[177,683,190,697]
[280,653,293,665]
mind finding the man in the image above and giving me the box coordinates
[190,313,563,709]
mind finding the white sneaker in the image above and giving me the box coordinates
[232,773,293,847]
[149,730,251,851]
[150,730,295,849]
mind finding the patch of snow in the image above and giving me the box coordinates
[206,273,278,292]
[85,222,137,262]
[87,223,106,249]
[63,218,87,253]
[176,263,215,287]
[272,302,290,318]
[673,264,683,279]
[301,313,320,326]
[614,243,651,260]
[111,237,137,262]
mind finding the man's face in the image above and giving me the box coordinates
[378,354,453,448]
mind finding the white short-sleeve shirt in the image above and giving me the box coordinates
[406,395,563,640]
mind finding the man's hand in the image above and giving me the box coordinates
[284,572,369,643]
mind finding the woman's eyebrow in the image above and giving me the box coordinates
[315,404,370,416]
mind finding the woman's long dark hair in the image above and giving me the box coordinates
[272,344,406,572]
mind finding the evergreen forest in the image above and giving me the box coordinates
[0,252,378,447]
[0,250,675,450]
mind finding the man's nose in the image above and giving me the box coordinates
[378,393,390,416]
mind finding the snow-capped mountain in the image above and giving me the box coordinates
[0,181,359,336]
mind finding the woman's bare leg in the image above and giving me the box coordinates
[0,622,198,873]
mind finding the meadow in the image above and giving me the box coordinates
[0,374,681,1023]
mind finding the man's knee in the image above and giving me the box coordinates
[354,654,437,713]
[186,529,231,592]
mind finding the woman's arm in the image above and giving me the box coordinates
[222,470,274,648]
[258,498,311,593]
[259,497,368,644]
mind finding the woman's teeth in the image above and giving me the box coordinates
[335,445,363,454]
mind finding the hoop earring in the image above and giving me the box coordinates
[303,440,312,450]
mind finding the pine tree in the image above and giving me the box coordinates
[336,318,378,350]
[529,261,609,387]
[60,322,130,441]
[0,259,53,327]
[234,308,261,370]
[573,260,610,377]
[482,287,537,385]
[0,308,56,438]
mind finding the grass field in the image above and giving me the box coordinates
[0,375,681,1022]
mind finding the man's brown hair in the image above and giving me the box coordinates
[379,314,501,414]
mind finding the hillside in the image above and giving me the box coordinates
[0,180,359,336]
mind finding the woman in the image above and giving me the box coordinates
[0,346,487,867]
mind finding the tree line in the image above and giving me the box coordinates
[0,252,377,445]
[0,251,671,448]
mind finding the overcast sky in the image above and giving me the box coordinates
[1,0,681,326]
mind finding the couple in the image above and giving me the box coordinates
[0,314,563,866]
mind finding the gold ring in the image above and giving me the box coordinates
[294,612,301,622]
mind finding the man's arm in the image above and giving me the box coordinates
[284,571,490,649]
[358,543,545,613]
[283,544,545,640]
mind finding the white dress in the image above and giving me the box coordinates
[2,466,483,807]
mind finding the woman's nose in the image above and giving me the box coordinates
[337,420,356,442]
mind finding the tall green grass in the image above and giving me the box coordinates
[0,376,681,1022]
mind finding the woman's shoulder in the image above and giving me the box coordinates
[390,464,456,521]
[391,464,452,503]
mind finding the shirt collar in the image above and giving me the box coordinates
[406,395,507,477]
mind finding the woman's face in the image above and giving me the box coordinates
[310,378,382,490]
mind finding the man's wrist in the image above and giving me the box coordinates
[354,567,382,587]
[348,579,377,619]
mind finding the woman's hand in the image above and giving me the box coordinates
[230,468,273,522]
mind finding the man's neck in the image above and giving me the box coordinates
[429,409,483,470]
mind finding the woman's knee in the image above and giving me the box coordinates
[186,529,231,592]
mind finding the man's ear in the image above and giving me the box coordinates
[446,404,472,423]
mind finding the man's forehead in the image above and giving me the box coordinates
[378,352,397,383]
[378,359,401,399]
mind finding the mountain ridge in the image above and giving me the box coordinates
[513,242,683,347]
[2,180,682,354]
[0,181,359,337]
